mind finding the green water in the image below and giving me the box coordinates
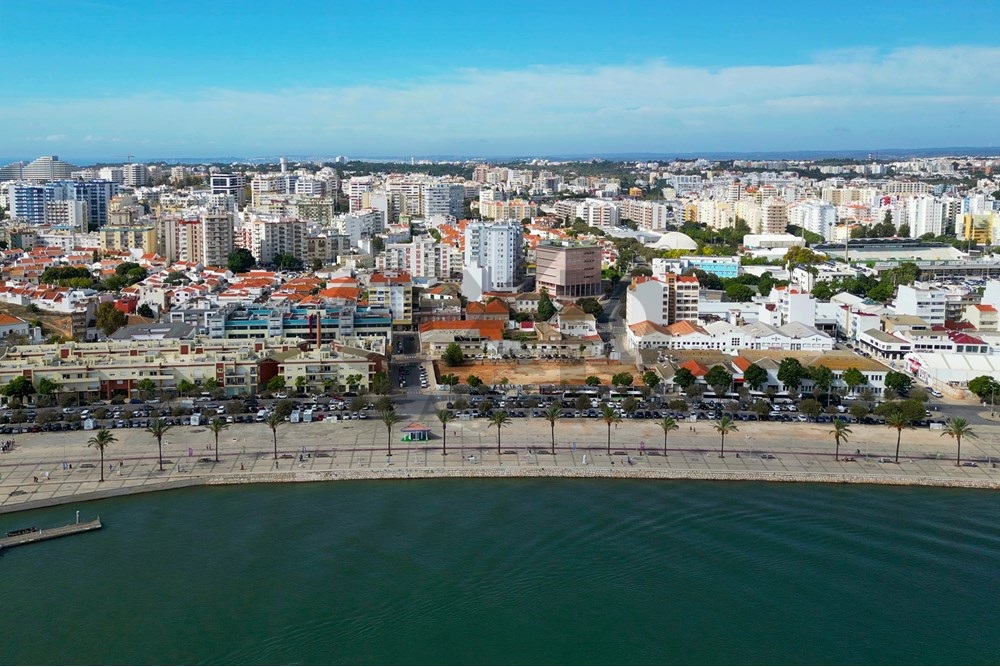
[1,480,998,665]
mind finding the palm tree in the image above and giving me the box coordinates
[265,412,283,460]
[830,419,852,461]
[885,410,914,464]
[489,410,511,455]
[207,417,229,463]
[658,416,679,456]
[87,428,117,483]
[713,416,738,458]
[941,417,977,466]
[435,408,454,456]
[600,403,621,456]
[145,417,172,472]
[544,405,563,455]
[379,409,402,457]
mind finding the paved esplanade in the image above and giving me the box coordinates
[3,413,1000,513]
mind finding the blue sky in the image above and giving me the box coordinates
[1,0,999,161]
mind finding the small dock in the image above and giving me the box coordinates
[0,516,102,550]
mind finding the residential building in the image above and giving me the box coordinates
[462,220,524,299]
[210,173,246,207]
[367,272,413,329]
[894,282,947,326]
[965,303,999,332]
[625,274,700,328]
[789,200,837,241]
[247,217,307,265]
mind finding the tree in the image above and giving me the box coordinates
[265,412,283,460]
[799,398,822,420]
[600,403,621,455]
[885,410,914,464]
[145,417,172,472]
[537,289,556,321]
[96,302,127,336]
[842,367,867,392]
[830,419,852,461]
[544,405,563,455]
[884,371,912,396]
[176,379,196,397]
[273,252,303,271]
[704,365,733,397]
[379,409,402,457]
[436,409,455,456]
[642,370,661,390]
[968,375,1000,400]
[575,395,591,411]
[724,283,754,302]
[267,376,286,392]
[658,416,679,456]
[713,416,738,458]
[611,372,634,389]
[489,410,512,455]
[743,363,768,391]
[941,417,976,467]
[466,375,483,389]
[577,297,604,318]
[808,365,835,405]
[2,376,35,402]
[442,343,465,367]
[87,428,117,483]
[371,371,391,395]
[227,247,256,273]
[440,374,459,391]
[136,378,157,399]
[207,417,228,463]
[750,399,770,419]
[850,403,870,421]
[371,237,385,254]
[673,367,697,391]
[136,303,155,319]
[777,358,807,390]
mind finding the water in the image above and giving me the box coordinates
[1,480,998,665]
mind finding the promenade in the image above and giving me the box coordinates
[2,414,1000,514]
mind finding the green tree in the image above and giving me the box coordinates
[87,428,117,483]
[808,365,835,405]
[137,303,155,319]
[752,399,771,419]
[96,302,127,336]
[673,367,697,390]
[724,283,754,302]
[885,410,915,463]
[850,403,870,421]
[544,404,563,455]
[585,375,601,387]
[2,376,36,401]
[176,379,196,397]
[537,289,556,321]
[577,297,604,317]
[611,372,634,388]
[379,409,402,457]
[489,410,512,455]
[743,363,768,391]
[642,370,661,390]
[967,375,1000,400]
[713,415,738,458]
[267,376,286,391]
[884,371,912,396]
[207,417,228,463]
[371,371,391,395]
[658,416,679,456]
[436,408,455,456]
[265,412,283,460]
[442,343,465,367]
[37,377,60,398]
[799,398,822,420]
[466,374,483,389]
[704,365,733,396]
[842,367,867,392]
[273,253,304,271]
[145,417,172,471]
[227,247,256,273]
[830,419,852,461]
[136,378,156,398]
[941,417,976,467]
[777,358,807,390]
[600,403,621,455]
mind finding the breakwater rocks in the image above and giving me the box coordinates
[206,467,1000,490]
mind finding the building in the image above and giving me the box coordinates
[210,173,246,207]
[421,182,465,219]
[247,217,307,265]
[462,220,524,299]
[0,155,77,181]
[894,282,947,326]
[534,241,602,299]
[625,274,700,328]
[123,163,147,187]
[100,222,159,254]
[906,196,947,238]
[964,303,999,332]
[367,272,413,329]
[760,199,788,235]
[789,200,837,241]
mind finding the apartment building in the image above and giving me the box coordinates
[893,282,947,326]
[789,200,837,241]
[210,173,246,208]
[367,272,413,329]
[462,220,524,299]
[247,217,307,265]
[619,199,671,230]
[625,274,700,328]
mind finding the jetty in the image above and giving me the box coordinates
[0,515,102,550]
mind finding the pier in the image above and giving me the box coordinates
[0,516,102,550]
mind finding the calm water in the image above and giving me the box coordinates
[1,480,998,665]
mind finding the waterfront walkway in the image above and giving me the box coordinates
[2,416,999,514]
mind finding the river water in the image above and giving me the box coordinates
[2,479,998,665]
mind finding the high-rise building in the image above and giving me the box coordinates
[247,218,307,265]
[534,241,603,299]
[625,274,700,327]
[421,182,465,218]
[462,220,524,299]
[200,210,236,267]
[348,176,374,212]
[210,173,246,207]
[760,199,788,235]
[790,200,837,241]
[7,183,47,224]
[906,195,946,238]
[123,163,147,187]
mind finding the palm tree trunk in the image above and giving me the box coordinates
[99,448,104,483]
[956,434,961,466]
[550,423,555,456]
[496,428,501,455]
[388,429,393,457]
[894,429,901,463]
[214,435,219,463]
[663,433,667,457]
[443,430,447,456]
[273,431,278,460]
[720,434,725,458]
[835,436,840,461]
[606,424,611,455]
[158,438,163,471]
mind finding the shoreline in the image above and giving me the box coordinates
[3,465,997,515]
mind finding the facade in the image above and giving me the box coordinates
[367,273,413,328]
[421,182,465,219]
[894,283,947,326]
[625,274,700,328]
[789,200,837,241]
[100,222,159,253]
[534,241,602,299]
[247,218,307,265]
[463,220,524,297]
[210,173,246,207]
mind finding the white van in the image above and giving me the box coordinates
[255,409,268,422]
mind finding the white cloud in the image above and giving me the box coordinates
[2,46,998,155]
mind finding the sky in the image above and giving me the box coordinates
[1,0,999,161]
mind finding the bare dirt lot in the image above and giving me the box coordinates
[434,359,640,387]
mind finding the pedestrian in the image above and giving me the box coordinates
[274,460,278,469]
[33,475,38,483]
[240,463,245,471]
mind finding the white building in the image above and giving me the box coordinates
[893,282,947,326]
[462,220,524,299]
[789,200,837,241]
[906,196,947,238]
